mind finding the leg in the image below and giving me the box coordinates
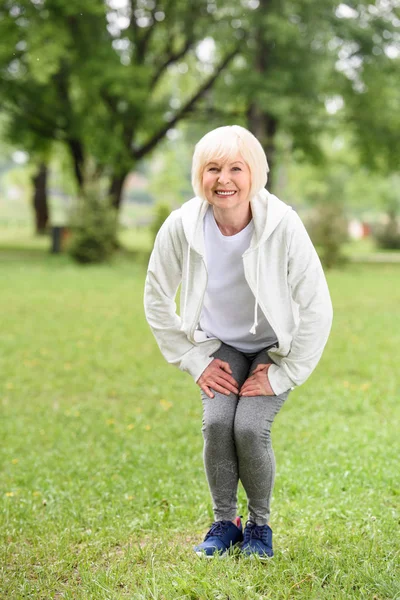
[234,350,290,525]
[201,343,250,522]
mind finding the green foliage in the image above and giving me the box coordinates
[340,44,400,174]
[67,186,117,264]
[306,203,349,269]
[150,202,171,247]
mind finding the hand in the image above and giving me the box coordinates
[197,359,239,399]
[240,363,275,397]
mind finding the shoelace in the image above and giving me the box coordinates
[204,520,232,540]
[244,523,270,545]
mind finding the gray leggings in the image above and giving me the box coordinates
[201,343,290,525]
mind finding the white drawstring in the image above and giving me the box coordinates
[249,247,261,335]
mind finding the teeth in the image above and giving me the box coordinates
[215,191,236,196]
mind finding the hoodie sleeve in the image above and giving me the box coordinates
[144,214,215,381]
[267,211,333,395]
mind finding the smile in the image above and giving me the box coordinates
[214,190,236,196]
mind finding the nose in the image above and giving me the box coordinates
[217,168,231,185]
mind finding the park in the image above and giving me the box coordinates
[1,0,400,598]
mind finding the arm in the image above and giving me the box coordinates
[267,211,333,395]
[144,213,215,380]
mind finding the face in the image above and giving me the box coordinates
[202,154,251,210]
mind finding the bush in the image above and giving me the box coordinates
[306,203,348,269]
[67,187,118,264]
[150,202,171,247]
[374,210,400,250]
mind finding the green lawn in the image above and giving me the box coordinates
[1,245,399,599]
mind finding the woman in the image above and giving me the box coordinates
[144,125,333,558]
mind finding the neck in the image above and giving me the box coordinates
[212,203,252,236]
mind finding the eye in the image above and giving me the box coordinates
[207,167,219,172]
[232,167,242,171]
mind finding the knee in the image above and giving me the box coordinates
[234,421,271,450]
[202,414,233,440]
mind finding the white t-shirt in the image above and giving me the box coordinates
[199,207,277,353]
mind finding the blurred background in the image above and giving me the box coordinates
[0,0,399,266]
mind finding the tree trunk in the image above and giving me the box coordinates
[246,0,278,192]
[109,173,128,211]
[32,162,49,235]
[247,105,277,191]
[67,138,85,190]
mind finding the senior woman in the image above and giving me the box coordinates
[144,125,333,559]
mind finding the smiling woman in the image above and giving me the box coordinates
[144,124,333,560]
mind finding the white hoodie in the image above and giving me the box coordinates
[144,189,333,395]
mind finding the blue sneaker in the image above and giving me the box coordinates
[241,522,274,559]
[194,517,243,558]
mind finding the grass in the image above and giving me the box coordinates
[1,236,400,599]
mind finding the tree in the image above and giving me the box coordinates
[0,0,241,211]
[197,0,400,191]
[338,22,400,173]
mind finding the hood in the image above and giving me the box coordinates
[249,188,292,249]
[180,188,292,254]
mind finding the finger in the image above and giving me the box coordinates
[205,370,237,386]
[212,382,236,396]
[242,386,275,397]
[239,384,253,395]
[214,377,238,394]
[241,384,262,395]
[215,360,233,375]
[208,378,235,395]
[240,376,256,389]
[200,384,214,399]
[252,363,271,374]
[215,371,239,392]
[241,385,260,396]
[239,377,252,391]
[215,369,238,388]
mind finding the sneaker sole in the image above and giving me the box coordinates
[194,550,229,559]
[194,544,242,559]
